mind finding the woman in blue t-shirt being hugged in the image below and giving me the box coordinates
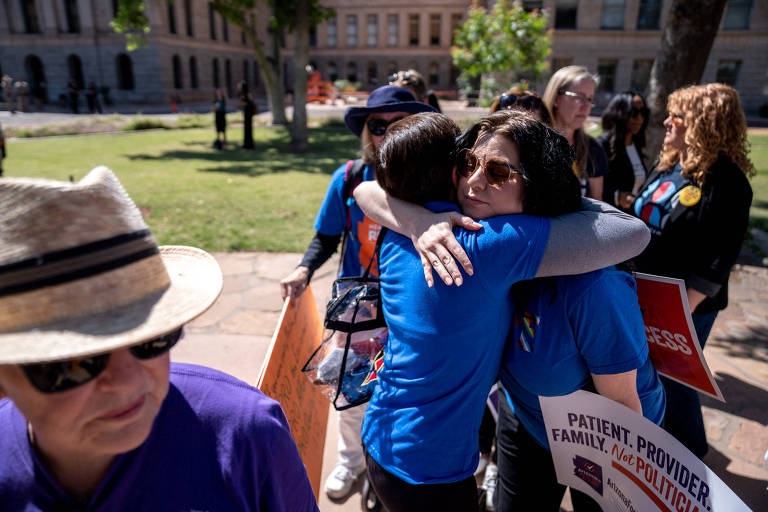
[354,110,652,511]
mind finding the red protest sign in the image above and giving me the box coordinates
[634,273,723,401]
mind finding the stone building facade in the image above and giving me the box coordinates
[0,0,765,112]
[0,0,266,105]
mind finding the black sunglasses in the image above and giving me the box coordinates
[457,148,523,187]
[21,328,184,394]
[499,93,542,111]
[367,116,405,137]
[630,106,648,118]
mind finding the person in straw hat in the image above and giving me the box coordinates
[0,167,318,510]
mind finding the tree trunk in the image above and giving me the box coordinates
[645,0,727,166]
[290,0,310,152]
[268,21,288,125]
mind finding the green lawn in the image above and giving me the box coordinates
[5,127,768,253]
[6,126,359,252]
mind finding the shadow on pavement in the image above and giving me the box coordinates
[708,324,768,365]
[702,445,767,511]
[701,372,768,426]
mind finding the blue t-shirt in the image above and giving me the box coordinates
[361,202,550,485]
[633,163,688,236]
[314,162,381,277]
[499,269,666,449]
[0,363,318,512]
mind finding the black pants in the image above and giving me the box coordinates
[495,391,602,511]
[365,450,479,512]
[478,404,496,457]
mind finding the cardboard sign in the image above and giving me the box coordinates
[541,391,751,512]
[256,285,329,500]
[634,273,723,401]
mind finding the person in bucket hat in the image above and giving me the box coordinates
[279,85,435,499]
[0,167,318,511]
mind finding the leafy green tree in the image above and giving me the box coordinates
[112,0,332,149]
[452,1,550,104]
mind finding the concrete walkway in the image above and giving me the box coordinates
[171,250,768,512]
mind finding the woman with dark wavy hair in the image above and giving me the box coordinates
[598,92,650,210]
[352,111,655,511]
[630,83,754,459]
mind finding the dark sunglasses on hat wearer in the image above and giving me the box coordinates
[343,86,437,138]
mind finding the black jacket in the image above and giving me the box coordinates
[630,156,753,314]
[597,132,648,207]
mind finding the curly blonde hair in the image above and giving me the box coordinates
[659,83,755,184]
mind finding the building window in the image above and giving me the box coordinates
[551,57,573,73]
[451,13,462,43]
[430,14,441,46]
[225,58,232,95]
[596,59,617,93]
[243,60,249,84]
[21,0,41,33]
[328,61,338,82]
[388,14,398,46]
[409,14,419,46]
[367,61,378,85]
[309,25,317,47]
[367,15,378,46]
[346,15,357,46]
[189,56,198,89]
[601,0,624,29]
[252,60,259,87]
[213,57,220,88]
[67,54,84,89]
[387,61,398,77]
[111,0,118,18]
[347,62,358,82]
[327,18,337,47]
[723,0,752,30]
[64,0,80,33]
[630,59,653,92]
[636,0,662,30]
[522,0,543,11]
[428,62,439,86]
[184,0,193,36]
[554,0,578,29]
[716,60,741,86]
[168,1,177,34]
[208,3,216,40]
[172,55,183,89]
[222,18,229,42]
[116,53,135,90]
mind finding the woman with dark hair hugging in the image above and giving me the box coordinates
[353,110,655,511]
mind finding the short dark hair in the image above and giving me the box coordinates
[471,110,581,218]
[376,112,460,205]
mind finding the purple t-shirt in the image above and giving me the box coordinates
[0,363,319,512]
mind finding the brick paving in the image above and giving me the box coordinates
[171,250,768,511]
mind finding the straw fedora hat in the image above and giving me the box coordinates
[0,167,223,364]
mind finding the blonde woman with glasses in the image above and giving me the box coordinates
[543,66,609,200]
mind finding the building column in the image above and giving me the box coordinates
[40,0,59,34]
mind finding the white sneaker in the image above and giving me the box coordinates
[324,463,365,499]
[481,463,498,511]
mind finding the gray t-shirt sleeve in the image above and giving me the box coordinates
[535,197,650,277]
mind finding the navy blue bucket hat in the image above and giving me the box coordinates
[344,86,437,137]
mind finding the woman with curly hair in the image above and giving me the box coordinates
[598,92,650,210]
[631,83,754,459]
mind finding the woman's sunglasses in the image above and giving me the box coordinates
[629,106,648,118]
[367,116,405,136]
[499,93,542,111]
[457,149,523,187]
[21,328,184,394]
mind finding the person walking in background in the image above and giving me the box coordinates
[279,86,436,500]
[238,81,256,150]
[67,79,80,114]
[212,89,227,150]
[598,92,650,210]
[629,83,754,459]
[0,121,5,177]
[86,82,103,114]
[542,66,609,200]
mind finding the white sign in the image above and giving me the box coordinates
[541,391,751,512]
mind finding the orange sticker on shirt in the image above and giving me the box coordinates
[357,216,381,277]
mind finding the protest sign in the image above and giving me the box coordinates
[257,285,329,500]
[634,273,723,401]
[541,391,750,511]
